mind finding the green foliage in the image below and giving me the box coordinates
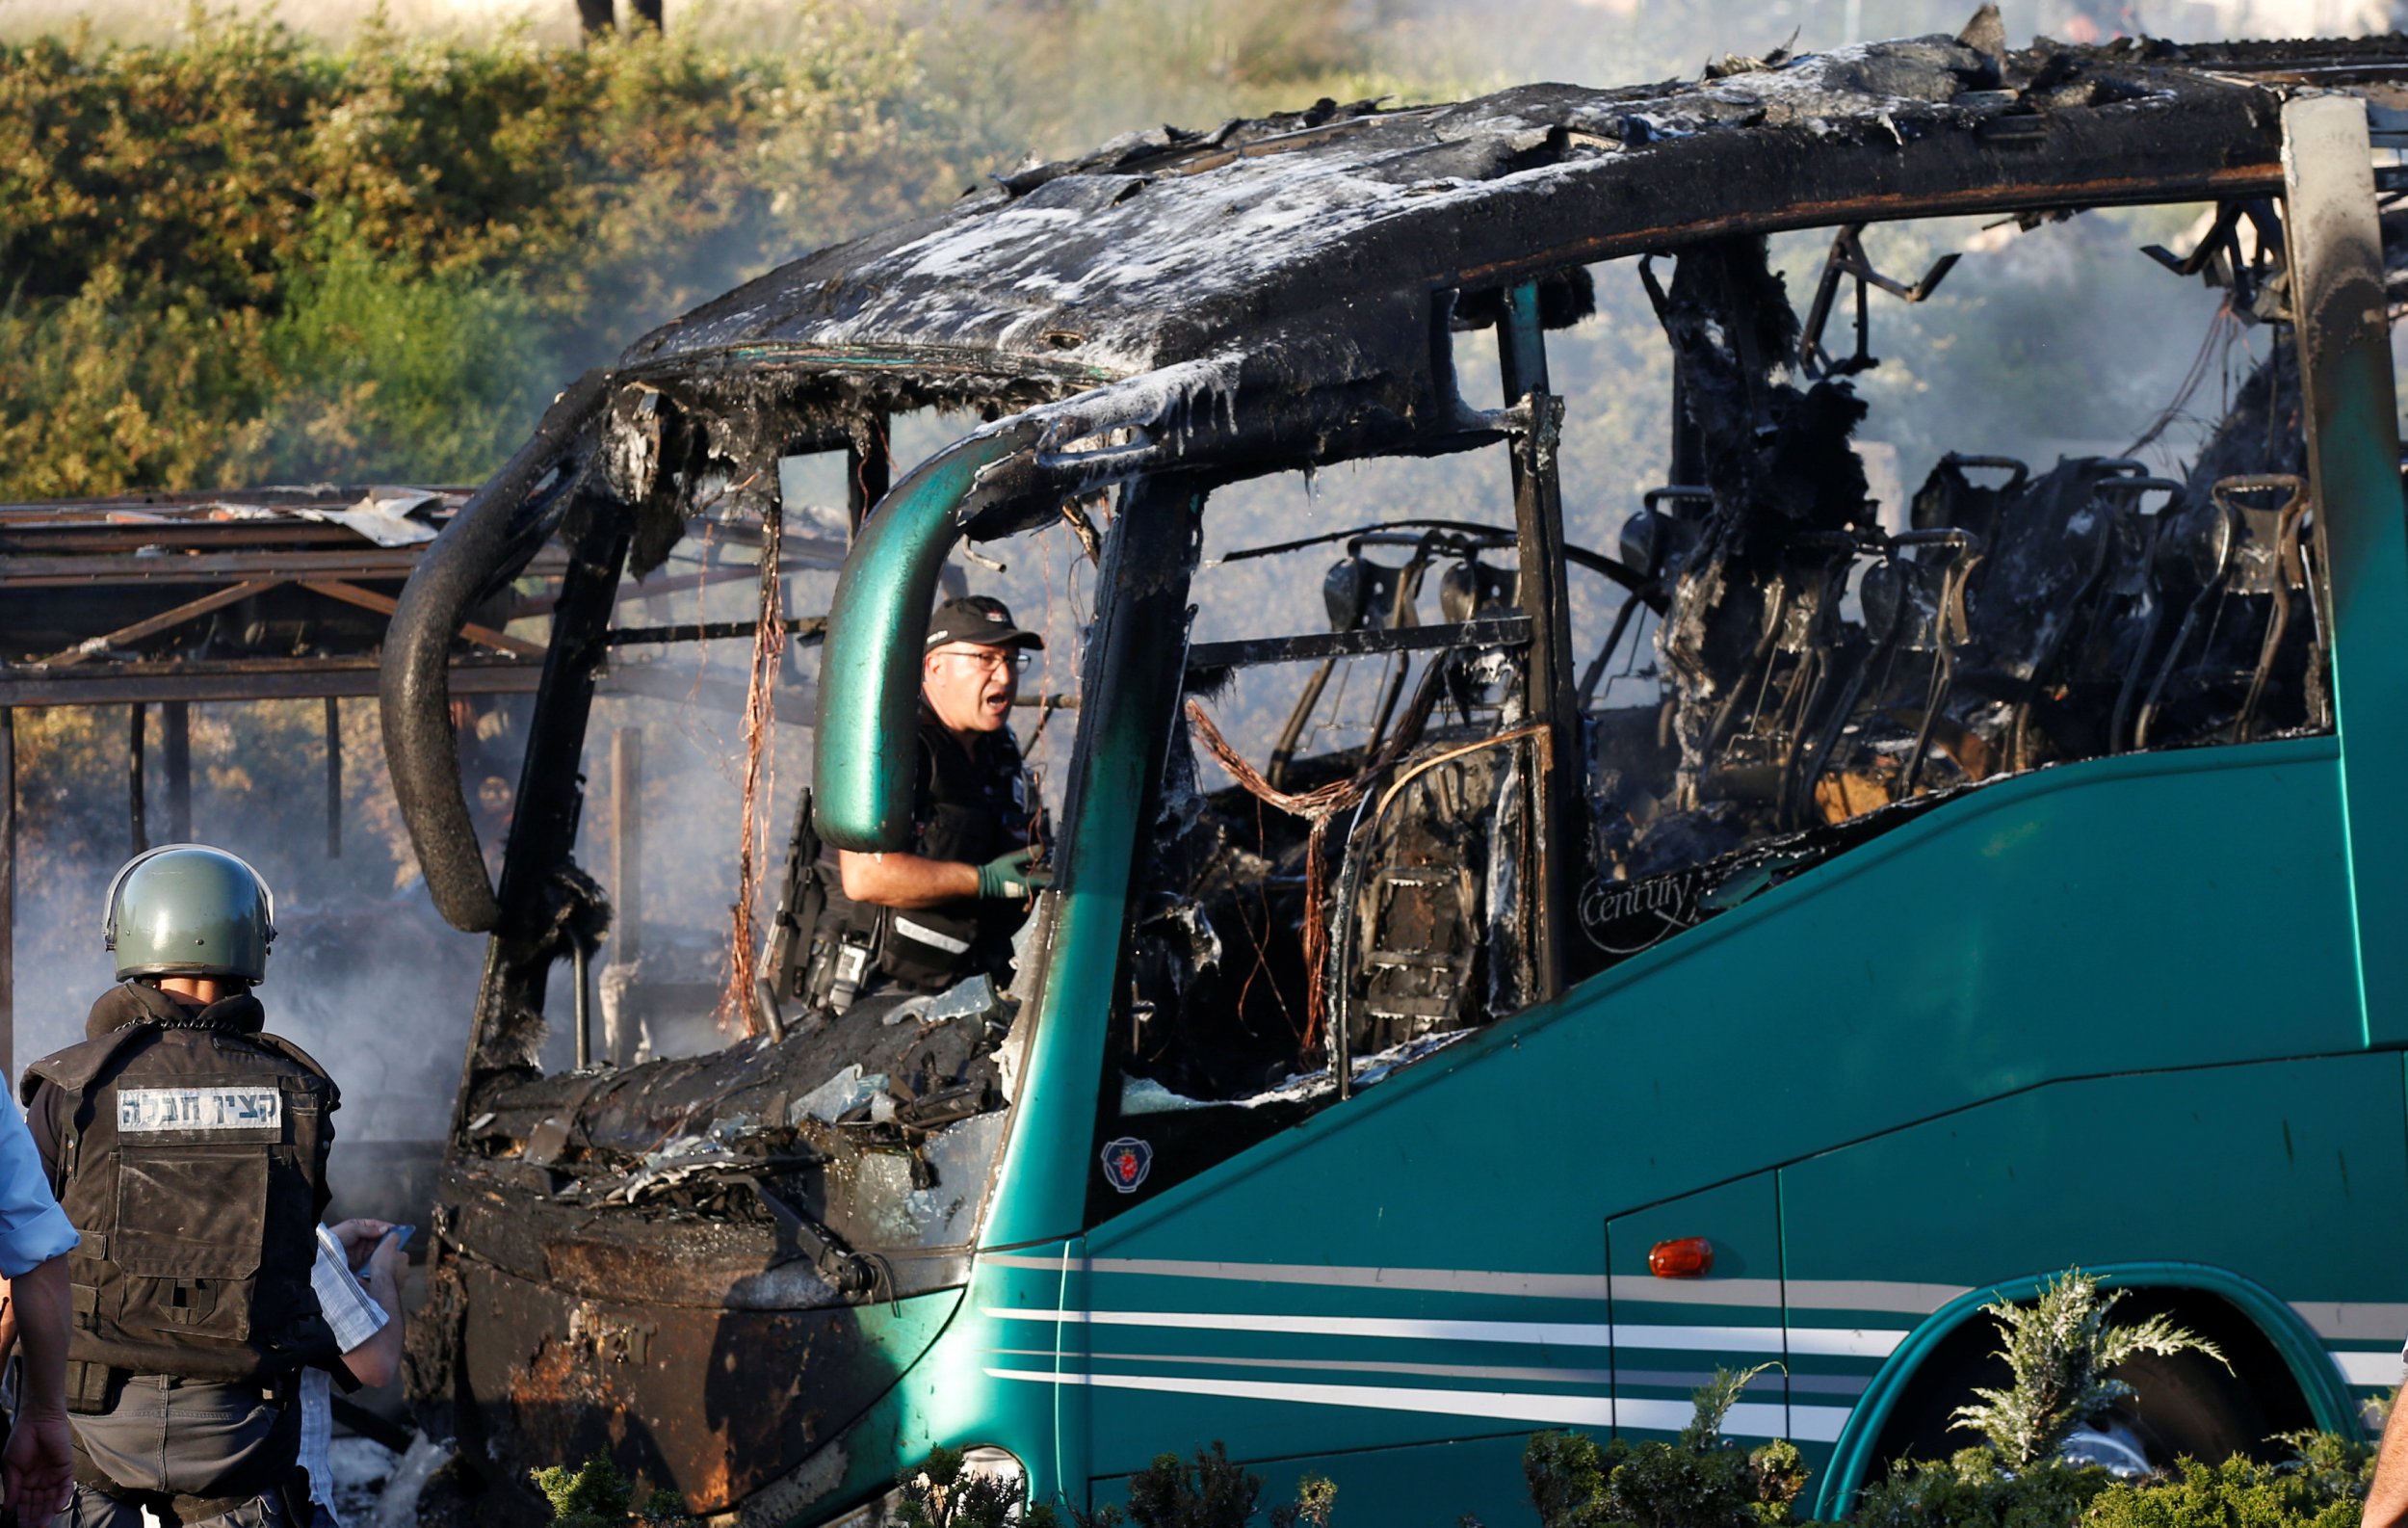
[528,1456,693,1528]
[1857,1432,2376,1528]
[532,1454,632,1528]
[889,1445,1028,1528]
[2086,1446,2374,1528]
[1748,1442,1810,1518]
[0,8,1002,498]
[1525,1427,1627,1528]
[1951,1270,2228,1470]
[0,2,1474,500]
[1686,1362,1781,1452]
[1278,1476,1337,1528]
[0,264,272,498]
[1851,1449,2113,1528]
[1036,1445,1335,1528]
[261,218,555,483]
[2269,1427,2378,1501]
[1525,1367,1811,1528]
[1127,1442,1262,1528]
[636,1487,697,1527]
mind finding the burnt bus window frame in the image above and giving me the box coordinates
[1083,201,2335,1222]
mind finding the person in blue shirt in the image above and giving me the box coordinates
[0,1059,89,1522]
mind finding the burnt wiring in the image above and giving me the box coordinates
[720,497,788,1039]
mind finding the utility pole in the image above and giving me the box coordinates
[163,700,191,843]
[128,704,146,856]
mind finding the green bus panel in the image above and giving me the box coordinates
[1778,1054,2408,1297]
[1011,739,2367,1489]
[1780,1051,2408,1462]
[1083,740,2354,1267]
[1605,1174,1789,1437]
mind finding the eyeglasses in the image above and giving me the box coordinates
[934,646,1029,675]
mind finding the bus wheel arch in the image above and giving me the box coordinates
[1814,1266,2349,1519]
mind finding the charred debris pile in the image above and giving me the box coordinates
[453,971,1022,1298]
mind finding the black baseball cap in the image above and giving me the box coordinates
[927,594,1045,651]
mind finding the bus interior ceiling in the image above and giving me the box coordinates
[380,25,2408,1505]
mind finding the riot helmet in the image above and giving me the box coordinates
[102,844,276,984]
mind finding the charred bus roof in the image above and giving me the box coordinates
[610,28,2394,428]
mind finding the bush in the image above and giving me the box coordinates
[2085,1452,2369,1528]
[1951,1271,2225,1471]
[890,1445,1033,1528]
[1852,1449,2113,1528]
[531,1455,694,1528]
[1854,1431,2378,1528]
[886,1441,1332,1528]
[1525,1366,1812,1528]
[261,220,554,483]
[0,3,1455,500]
[0,9,996,498]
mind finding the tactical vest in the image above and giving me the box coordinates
[21,1020,341,1384]
[820,717,1040,989]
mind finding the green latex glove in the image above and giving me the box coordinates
[977,849,1053,900]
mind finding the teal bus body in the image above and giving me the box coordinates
[844,737,2404,1523]
[381,49,2408,1528]
[771,98,2408,1526]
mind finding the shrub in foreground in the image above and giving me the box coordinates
[1523,1365,1813,1528]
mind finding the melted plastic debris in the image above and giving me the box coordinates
[791,1064,887,1125]
[325,1434,403,1526]
[928,974,1005,1026]
[1121,1028,1474,1114]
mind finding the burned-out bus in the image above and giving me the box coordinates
[380,25,2408,1527]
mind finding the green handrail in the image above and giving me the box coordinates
[813,423,1039,851]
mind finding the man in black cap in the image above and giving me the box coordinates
[807,596,1052,1007]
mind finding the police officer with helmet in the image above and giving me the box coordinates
[18,845,404,1528]
[798,595,1053,1011]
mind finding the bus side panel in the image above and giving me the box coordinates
[1604,1174,1789,1436]
[1780,1053,2408,1418]
[1053,744,2360,1480]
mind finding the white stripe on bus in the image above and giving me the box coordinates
[981,1307,1903,1357]
[989,1346,1871,1395]
[982,1368,1853,1441]
[980,1253,1965,1314]
[2296,1303,2408,1341]
[2331,1350,2404,1386]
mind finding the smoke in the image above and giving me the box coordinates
[9,697,486,1176]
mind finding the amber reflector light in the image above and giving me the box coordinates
[1649,1237,1713,1278]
